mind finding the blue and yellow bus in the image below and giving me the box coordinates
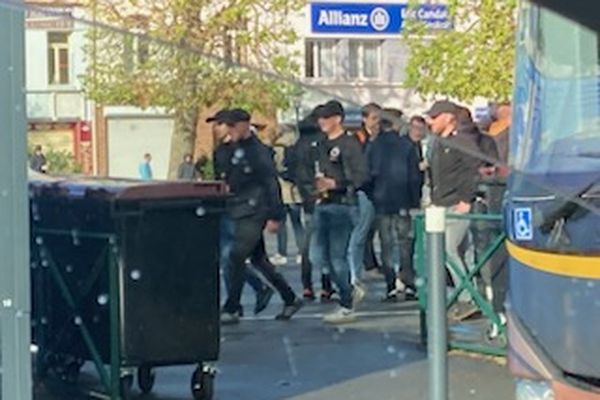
[507,1,600,399]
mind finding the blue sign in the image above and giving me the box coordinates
[310,2,450,35]
[514,207,534,241]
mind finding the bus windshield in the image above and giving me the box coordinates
[511,1,600,181]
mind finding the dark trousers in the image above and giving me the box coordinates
[223,215,296,314]
[376,214,415,292]
[471,200,508,313]
[276,204,305,256]
[302,211,333,292]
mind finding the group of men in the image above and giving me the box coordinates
[209,98,510,326]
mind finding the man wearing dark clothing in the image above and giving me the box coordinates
[30,145,48,173]
[310,100,369,324]
[290,114,334,300]
[217,109,302,324]
[368,117,423,301]
[210,111,274,316]
[177,153,200,181]
[425,101,481,312]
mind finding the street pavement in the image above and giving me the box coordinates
[35,233,515,400]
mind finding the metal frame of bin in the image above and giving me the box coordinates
[413,212,507,356]
[33,228,131,400]
[32,226,216,400]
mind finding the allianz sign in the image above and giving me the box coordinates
[311,3,450,34]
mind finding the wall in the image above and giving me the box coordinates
[105,108,173,180]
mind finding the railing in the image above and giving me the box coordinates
[413,212,507,356]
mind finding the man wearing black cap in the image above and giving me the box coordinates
[209,110,275,318]
[425,100,481,318]
[215,109,303,324]
[310,100,369,324]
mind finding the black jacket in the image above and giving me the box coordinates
[367,131,423,214]
[293,118,324,213]
[430,125,481,207]
[317,132,369,205]
[216,135,285,221]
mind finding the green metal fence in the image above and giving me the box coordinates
[32,228,127,400]
[413,212,507,356]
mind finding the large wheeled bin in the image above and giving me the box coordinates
[29,176,227,400]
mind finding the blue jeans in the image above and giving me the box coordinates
[276,204,305,256]
[348,191,376,284]
[220,216,264,295]
[309,203,354,309]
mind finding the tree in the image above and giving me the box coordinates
[83,0,303,177]
[403,0,517,103]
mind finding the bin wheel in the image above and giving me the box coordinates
[120,375,134,400]
[137,365,156,394]
[191,366,215,400]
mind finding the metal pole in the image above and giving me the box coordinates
[0,1,33,400]
[426,206,447,400]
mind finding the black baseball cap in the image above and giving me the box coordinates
[205,109,228,123]
[314,100,345,119]
[425,100,459,118]
[220,108,252,125]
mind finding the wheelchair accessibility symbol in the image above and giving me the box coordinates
[514,207,533,241]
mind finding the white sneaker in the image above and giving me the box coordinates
[296,255,302,265]
[270,254,287,266]
[352,281,367,307]
[323,307,356,324]
[395,278,406,292]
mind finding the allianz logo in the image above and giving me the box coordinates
[317,7,391,31]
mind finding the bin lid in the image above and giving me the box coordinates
[29,173,228,202]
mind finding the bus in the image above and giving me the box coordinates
[507,1,600,399]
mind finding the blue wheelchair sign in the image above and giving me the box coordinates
[514,207,533,241]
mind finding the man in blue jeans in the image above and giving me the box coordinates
[348,103,382,301]
[310,100,369,324]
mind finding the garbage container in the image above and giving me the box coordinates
[30,176,227,400]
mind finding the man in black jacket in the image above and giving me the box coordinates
[218,109,303,324]
[425,101,481,310]
[368,116,423,301]
[290,113,334,301]
[210,111,275,317]
[310,100,369,324]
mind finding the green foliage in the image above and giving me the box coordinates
[82,0,305,113]
[403,0,517,102]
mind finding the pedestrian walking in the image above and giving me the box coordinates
[310,100,369,324]
[138,153,153,180]
[210,110,274,317]
[481,102,511,338]
[30,145,48,173]
[348,103,381,302]
[425,100,481,321]
[177,153,200,181]
[368,114,423,302]
[216,109,303,324]
[270,127,305,267]
[293,112,335,301]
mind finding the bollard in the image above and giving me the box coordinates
[426,206,447,400]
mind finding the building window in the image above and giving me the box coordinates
[48,32,70,85]
[305,40,338,79]
[348,40,382,80]
[123,34,150,73]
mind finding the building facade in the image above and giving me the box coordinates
[25,1,95,174]
[282,0,451,123]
